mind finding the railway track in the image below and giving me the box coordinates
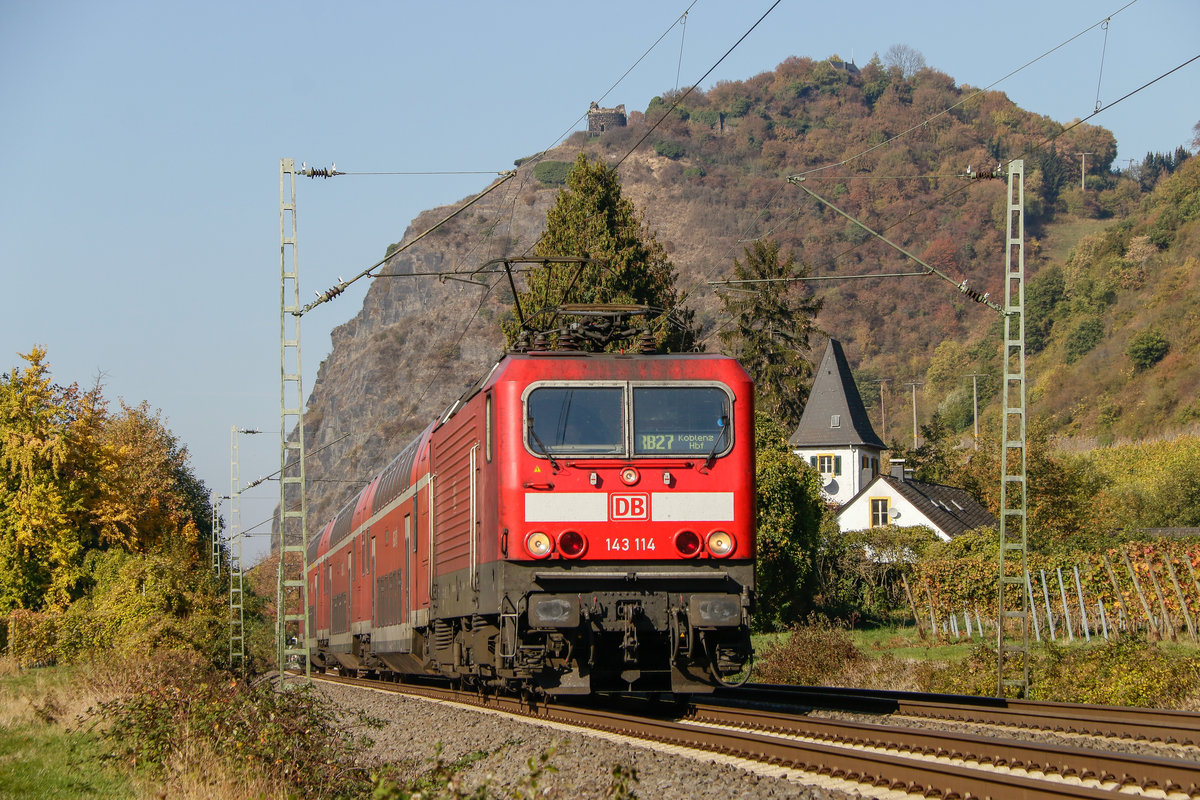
[717,683,1200,747]
[305,672,1200,798]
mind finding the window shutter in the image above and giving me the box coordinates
[809,456,817,467]
[834,455,842,475]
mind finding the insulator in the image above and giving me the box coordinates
[558,327,581,351]
[302,165,342,179]
[638,330,657,354]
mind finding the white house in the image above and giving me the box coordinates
[790,339,886,506]
[837,462,997,540]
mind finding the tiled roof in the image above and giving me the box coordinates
[789,339,886,449]
[881,475,997,537]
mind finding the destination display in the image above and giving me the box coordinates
[637,432,718,452]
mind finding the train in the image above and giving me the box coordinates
[305,344,756,694]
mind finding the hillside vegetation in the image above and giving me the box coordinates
[296,52,1196,529]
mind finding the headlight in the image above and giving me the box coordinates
[525,531,553,558]
[528,594,580,627]
[688,594,741,627]
[706,530,735,557]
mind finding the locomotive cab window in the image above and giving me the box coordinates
[633,386,730,456]
[526,387,623,455]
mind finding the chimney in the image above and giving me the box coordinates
[890,458,906,481]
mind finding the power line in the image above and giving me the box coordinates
[298,171,516,314]
[788,0,1141,181]
[615,0,784,171]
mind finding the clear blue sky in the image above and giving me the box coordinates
[2,0,1196,562]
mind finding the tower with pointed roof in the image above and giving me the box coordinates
[790,339,886,506]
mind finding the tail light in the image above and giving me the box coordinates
[525,531,553,559]
[674,529,702,557]
[707,530,735,558]
[557,530,587,558]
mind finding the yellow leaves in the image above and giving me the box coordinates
[2,347,210,612]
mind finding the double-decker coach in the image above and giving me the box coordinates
[307,348,755,694]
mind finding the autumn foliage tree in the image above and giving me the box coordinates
[503,152,697,352]
[0,347,212,614]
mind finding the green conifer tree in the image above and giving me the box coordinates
[718,239,822,431]
[502,153,696,351]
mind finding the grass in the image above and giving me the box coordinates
[754,621,1200,709]
[0,658,133,800]
[0,722,131,799]
[753,623,974,673]
[1038,215,1110,264]
[850,624,975,662]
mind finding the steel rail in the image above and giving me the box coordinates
[719,684,1200,746]
[306,672,1188,798]
[687,701,1200,797]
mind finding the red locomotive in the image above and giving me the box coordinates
[306,348,755,693]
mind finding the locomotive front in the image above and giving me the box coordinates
[495,353,755,693]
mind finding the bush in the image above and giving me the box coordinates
[532,161,571,186]
[924,635,1200,709]
[756,618,864,685]
[7,609,58,668]
[1126,328,1168,370]
[653,140,685,160]
[89,652,376,796]
[1063,316,1103,363]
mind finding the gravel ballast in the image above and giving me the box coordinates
[316,682,862,799]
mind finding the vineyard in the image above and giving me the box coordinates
[912,537,1200,644]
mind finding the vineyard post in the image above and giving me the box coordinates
[1164,557,1197,643]
[1024,571,1042,642]
[1073,565,1090,642]
[1097,600,1109,640]
[1101,553,1129,632]
[924,581,938,640]
[1187,557,1200,607]
[1057,567,1075,642]
[1121,547,1158,638]
[901,574,924,637]
[1143,556,1176,640]
[1039,569,1057,641]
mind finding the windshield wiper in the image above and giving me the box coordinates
[527,416,561,472]
[702,413,730,471]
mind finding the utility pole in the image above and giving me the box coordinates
[277,158,312,682]
[210,490,222,575]
[230,426,262,674]
[902,381,923,448]
[869,378,889,440]
[996,159,1030,698]
[966,373,985,449]
[1076,152,1093,190]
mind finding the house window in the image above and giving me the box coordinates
[871,498,890,527]
[830,414,841,428]
[817,454,842,476]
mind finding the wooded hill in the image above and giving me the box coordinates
[294,53,1197,529]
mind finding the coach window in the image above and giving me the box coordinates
[633,386,730,457]
[526,386,623,456]
[485,393,493,462]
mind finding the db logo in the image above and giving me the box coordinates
[610,493,649,520]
